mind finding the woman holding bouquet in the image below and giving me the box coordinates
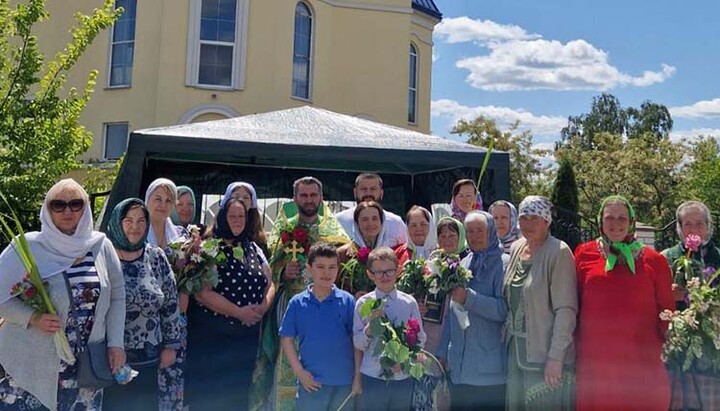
[186,197,275,410]
[437,211,508,411]
[338,201,404,296]
[0,179,126,410]
[145,178,188,410]
[436,217,468,259]
[103,198,182,411]
[574,195,674,411]
[503,196,577,411]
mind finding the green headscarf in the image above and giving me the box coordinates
[170,186,196,226]
[437,216,467,255]
[107,198,149,252]
[597,195,644,274]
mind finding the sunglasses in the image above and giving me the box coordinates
[49,199,84,213]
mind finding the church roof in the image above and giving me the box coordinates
[412,0,442,19]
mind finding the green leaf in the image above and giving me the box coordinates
[409,362,425,380]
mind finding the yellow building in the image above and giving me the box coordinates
[35,0,441,161]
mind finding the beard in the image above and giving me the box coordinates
[298,203,320,217]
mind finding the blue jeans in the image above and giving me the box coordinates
[360,375,414,411]
[296,384,353,411]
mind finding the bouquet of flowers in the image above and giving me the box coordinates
[275,226,311,264]
[426,252,473,298]
[359,298,434,380]
[397,258,431,301]
[661,234,720,373]
[0,193,75,364]
[167,225,243,294]
[671,234,706,286]
[339,245,374,295]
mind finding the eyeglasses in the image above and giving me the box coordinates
[49,199,84,213]
[370,269,397,278]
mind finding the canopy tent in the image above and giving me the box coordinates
[101,106,509,229]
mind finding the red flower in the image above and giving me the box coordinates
[405,318,421,347]
[280,231,291,244]
[304,245,310,255]
[357,247,371,264]
[23,286,36,299]
[292,227,309,244]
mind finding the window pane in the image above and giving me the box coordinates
[408,90,417,123]
[218,20,236,42]
[110,0,136,86]
[201,0,219,19]
[199,44,233,86]
[292,58,309,99]
[201,0,236,41]
[104,123,129,160]
[219,0,237,20]
[409,55,417,88]
[200,18,218,41]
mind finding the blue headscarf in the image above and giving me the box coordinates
[106,198,149,252]
[465,210,503,275]
[170,186,196,226]
[220,182,258,209]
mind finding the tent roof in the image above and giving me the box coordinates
[130,106,498,174]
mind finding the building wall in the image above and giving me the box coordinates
[33,0,438,161]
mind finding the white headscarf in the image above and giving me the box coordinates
[406,206,437,259]
[145,178,182,247]
[220,182,258,209]
[0,179,106,304]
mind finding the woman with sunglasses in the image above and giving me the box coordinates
[0,179,126,410]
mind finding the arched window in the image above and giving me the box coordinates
[408,44,418,123]
[292,2,313,99]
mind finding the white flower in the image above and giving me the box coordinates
[659,310,674,322]
[688,277,701,289]
[190,253,202,263]
[428,278,440,295]
[175,250,185,260]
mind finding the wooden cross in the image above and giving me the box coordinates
[284,240,304,262]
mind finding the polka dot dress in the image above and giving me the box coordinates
[203,241,268,323]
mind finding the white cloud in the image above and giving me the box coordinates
[435,17,541,44]
[431,99,566,136]
[455,39,676,91]
[670,128,720,142]
[670,99,720,119]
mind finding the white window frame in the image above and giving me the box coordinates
[103,122,130,161]
[291,1,314,101]
[408,43,419,124]
[186,0,249,90]
[106,0,137,88]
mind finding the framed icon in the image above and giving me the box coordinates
[422,293,446,323]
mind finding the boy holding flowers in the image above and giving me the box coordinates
[279,243,361,410]
[353,247,427,410]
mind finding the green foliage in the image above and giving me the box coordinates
[551,156,579,215]
[0,0,120,228]
[559,93,673,149]
[80,155,123,219]
[451,116,550,204]
[678,136,720,211]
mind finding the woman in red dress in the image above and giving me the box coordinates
[574,195,674,411]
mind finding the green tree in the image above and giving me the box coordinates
[679,136,720,211]
[0,0,120,227]
[551,156,579,215]
[626,101,673,140]
[451,116,550,204]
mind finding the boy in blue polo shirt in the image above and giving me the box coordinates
[279,242,361,410]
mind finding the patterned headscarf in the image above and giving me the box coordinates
[518,196,553,224]
[597,195,644,274]
[170,186,196,226]
[107,198,149,252]
[405,206,438,260]
[489,200,522,254]
[450,182,483,222]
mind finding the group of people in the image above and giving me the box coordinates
[0,171,715,411]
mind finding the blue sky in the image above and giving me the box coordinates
[430,0,720,149]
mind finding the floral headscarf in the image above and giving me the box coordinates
[597,195,644,274]
[450,182,483,222]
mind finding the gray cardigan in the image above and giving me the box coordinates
[503,236,577,364]
[0,238,125,411]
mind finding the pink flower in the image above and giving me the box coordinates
[405,318,421,346]
[23,286,36,299]
[357,247,371,264]
[685,234,702,252]
[416,352,428,364]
